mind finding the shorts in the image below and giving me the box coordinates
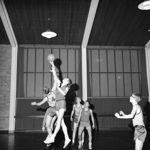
[73,115,79,123]
[46,106,56,117]
[134,125,147,143]
[79,121,90,129]
[55,99,66,111]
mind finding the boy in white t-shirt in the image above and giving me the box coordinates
[115,93,147,150]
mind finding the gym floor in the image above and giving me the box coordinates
[0,129,150,150]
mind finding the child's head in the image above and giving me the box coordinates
[75,97,81,104]
[130,93,141,103]
[43,87,50,94]
[84,101,90,108]
[62,78,72,87]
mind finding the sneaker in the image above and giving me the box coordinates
[42,126,45,132]
[88,142,92,150]
[71,140,74,145]
[81,140,84,146]
[63,138,71,148]
[43,135,50,143]
[46,143,51,147]
[44,135,55,144]
[78,142,82,149]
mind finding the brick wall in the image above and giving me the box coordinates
[0,45,11,131]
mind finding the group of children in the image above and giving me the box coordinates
[31,58,95,149]
[31,93,95,149]
[70,97,95,149]
[31,54,147,150]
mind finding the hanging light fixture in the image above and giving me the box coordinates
[138,0,150,10]
[41,18,57,39]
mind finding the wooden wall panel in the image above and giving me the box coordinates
[100,73,108,96]
[108,50,115,72]
[92,74,100,97]
[15,45,81,131]
[0,45,11,130]
[88,47,146,97]
[115,50,123,72]
[87,46,148,130]
[123,51,130,72]
[124,74,132,96]
[108,73,116,96]
[36,49,43,72]
[68,49,75,72]
[60,49,67,73]
[100,50,107,72]
[15,45,148,131]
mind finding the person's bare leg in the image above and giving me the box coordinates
[46,115,53,136]
[61,118,71,148]
[43,115,53,146]
[44,109,65,144]
[135,139,143,150]
[50,115,57,131]
[78,126,84,148]
[87,126,92,149]
[42,109,49,131]
[81,130,85,146]
[72,123,78,144]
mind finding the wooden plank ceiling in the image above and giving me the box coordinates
[0,0,150,46]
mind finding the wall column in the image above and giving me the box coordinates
[81,47,88,101]
[9,46,18,133]
[0,0,18,132]
[145,40,150,102]
[81,0,99,101]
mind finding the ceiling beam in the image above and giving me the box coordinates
[0,0,17,46]
[81,0,99,101]
[81,0,99,48]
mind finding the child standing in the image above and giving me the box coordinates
[70,97,82,144]
[78,101,95,150]
[115,93,147,150]
[31,88,57,141]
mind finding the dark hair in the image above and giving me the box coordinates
[67,78,72,87]
[43,87,50,94]
[133,93,142,102]
[83,100,90,105]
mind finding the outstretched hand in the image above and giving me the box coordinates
[31,102,37,106]
[119,110,125,116]
[114,112,120,118]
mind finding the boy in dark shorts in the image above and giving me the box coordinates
[78,101,95,150]
[70,97,82,144]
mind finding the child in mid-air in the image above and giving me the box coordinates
[78,101,95,149]
[43,60,71,148]
[70,97,82,144]
[115,93,147,150]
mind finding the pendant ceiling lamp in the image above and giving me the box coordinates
[138,0,150,10]
[41,18,57,39]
